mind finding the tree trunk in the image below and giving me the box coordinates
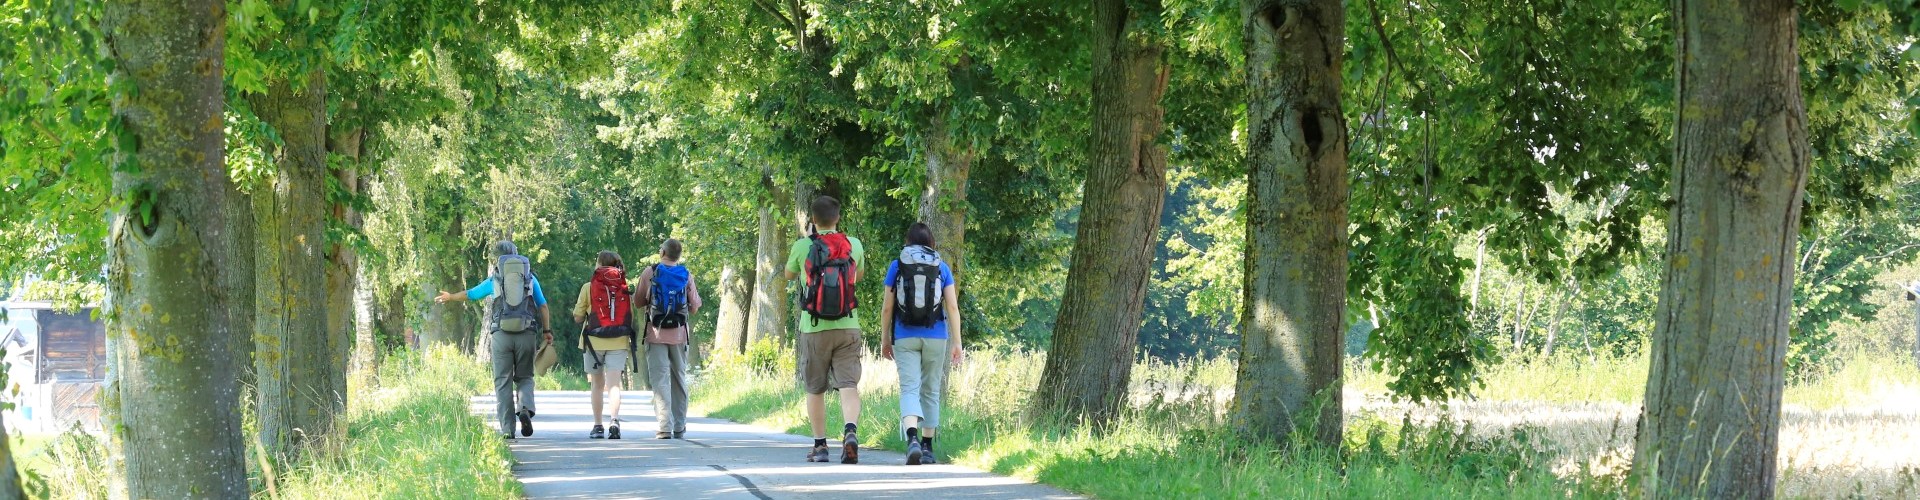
[920,115,974,279]
[713,265,753,355]
[1632,1,1810,497]
[250,69,336,458]
[99,0,249,495]
[353,277,377,373]
[378,284,409,353]
[323,127,360,417]
[746,174,793,346]
[1031,0,1172,426]
[227,186,257,390]
[1911,288,1919,370]
[423,212,469,349]
[1512,284,1532,351]
[1470,228,1487,316]
[1233,0,1348,446]
[1542,286,1574,357]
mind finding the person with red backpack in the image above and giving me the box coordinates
[571,250,637,439]
[783,195,867,464]
[636,239,703,439]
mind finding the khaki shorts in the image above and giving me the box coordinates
[583,348,629,375]
[799,328,864,394]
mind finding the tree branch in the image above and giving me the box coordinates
[751,0,796,33]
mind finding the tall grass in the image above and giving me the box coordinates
[692,345,1613,499]
[18,347,521,499]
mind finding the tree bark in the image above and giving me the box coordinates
[713,265,753,355]
[249,69,336,458]
[1542,286,1574,357]
[1233,0,1348,446]
[227,185,257,391]
[747,174,793,346]
[920,114,974,279]
[1032,0,1172,426]
[99,0,249,495]
[1632,1,1810,497]
[377,284,409,353]
[324,127,360,417]
[1911,287,1919,370]
[423,212,469,349]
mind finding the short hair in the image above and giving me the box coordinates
[906,222,936,248]
[660,239,684,261]
[597,250,623,269]
[809,195,842,225]
[494,240,518,256]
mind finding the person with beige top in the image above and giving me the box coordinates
[636,239,703,439]
[572,250,638,439]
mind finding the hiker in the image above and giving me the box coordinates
[785,195,867,464]
[879,223,964,465]
[572,250,637,439]
[435,240,553,439]
[636,239,702,439]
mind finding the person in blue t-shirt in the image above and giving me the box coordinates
[435,240,552,439]
[879,223,963,466]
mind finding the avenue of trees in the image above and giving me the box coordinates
[3,0,1919,497]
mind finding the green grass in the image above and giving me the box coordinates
[692,348,1616,499]
[20,347,522,499]
[273,347,521,498]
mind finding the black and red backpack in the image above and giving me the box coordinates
[586,266,634,338]
[802,232,858,324]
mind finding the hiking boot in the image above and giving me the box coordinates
[905,440,925,466]
[589,425,606,439]
[608,422,622,440]
[518,410,535,437]
[672,431,685,439]
[502,433,516,440]
[806,445,831,463]
[923,444,938,464]
[841,430,860,464]
[655,432,673,439]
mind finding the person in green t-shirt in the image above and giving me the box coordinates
[784,195,867,464]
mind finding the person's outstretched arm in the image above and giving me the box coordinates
[435,279,493,303]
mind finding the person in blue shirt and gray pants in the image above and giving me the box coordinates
[437,240,553,439]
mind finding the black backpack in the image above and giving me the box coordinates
[894,260,944,327]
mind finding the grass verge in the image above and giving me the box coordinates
[18,346,521,499]
[692,343,1614,499]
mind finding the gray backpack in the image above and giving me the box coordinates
[491,255,539,333]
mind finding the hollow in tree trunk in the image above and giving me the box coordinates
[1032,0,1172,427]
[1632,1,1810,497]
[100,0,249,494]
[1233,0,1348,447]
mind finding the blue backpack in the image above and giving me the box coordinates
[649,264,690,329]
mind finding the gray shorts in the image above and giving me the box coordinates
[583,348,629,375]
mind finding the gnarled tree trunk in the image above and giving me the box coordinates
[713,265,753,355]
[1032,0,1172,426]
[100,0,249,495]
[1632,1,1809,497]
[250,69,336,458]
[1233,0,1348,447]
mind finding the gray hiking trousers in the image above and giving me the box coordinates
[492,330,540,436]
[646,343,691,434]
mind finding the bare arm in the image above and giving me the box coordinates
[880,287,896,359]
[687,274,704,315]
[944,284,962,362]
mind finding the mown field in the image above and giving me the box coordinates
[695,342,1920,499]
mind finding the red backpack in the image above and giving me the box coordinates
[802,232,858,324]
[586,266,634,338]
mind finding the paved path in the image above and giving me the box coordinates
[473,391,1081,499]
